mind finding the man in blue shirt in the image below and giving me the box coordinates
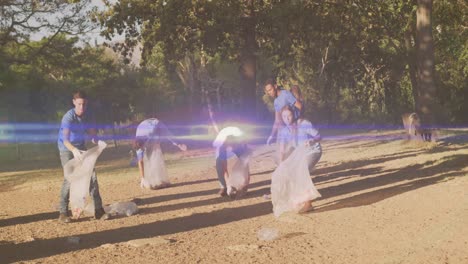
[264,78,303,145]
[57,90,109,223]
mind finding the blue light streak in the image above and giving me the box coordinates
[0,122,466,144]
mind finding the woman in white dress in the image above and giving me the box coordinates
[271,105,322,216]
[277,106,322,171]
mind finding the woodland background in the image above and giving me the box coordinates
[1,0,466,144]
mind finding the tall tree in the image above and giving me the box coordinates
[97,0,464,126]
[432,0,468,124]
[238,0,257,117]
[99,0,259,116]
[415,0,437,126]
[0,0,96,63]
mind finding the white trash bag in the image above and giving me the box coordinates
[226,152,251,198]
[271,145,321,217]
[257,227,279,241]
[64,141,107,218]
[83,201,138,217]
[105,201,138,217]
[141,142,170,189]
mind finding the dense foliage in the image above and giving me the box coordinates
[1,0,466,128]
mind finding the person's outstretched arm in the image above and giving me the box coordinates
[302,120,321,146]
[293,100,303,113]
[159,122,187,151]
[267,111,282,145]
[87,127,98,144]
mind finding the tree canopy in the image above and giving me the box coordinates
[1,0,466,130]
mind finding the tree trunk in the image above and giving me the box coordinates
[191,53,202,119]
[110,106,118,147]
[404,29,419,109]
[415,0,436,126]
[239,0,257,119]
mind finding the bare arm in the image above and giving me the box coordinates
[87,127,98,144]
[313,134,322,142]
[303,120,322,146]
[221,159,229,182]
[269,111,282,140]
[137,159,144,180]
[278,141,287,162]
[159,123,186,151]
[62,128,78,152]
[306,135,322,146]
[293,100,303,113]
[208,105,219,134]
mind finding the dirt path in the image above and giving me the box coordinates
[1,131,467,263]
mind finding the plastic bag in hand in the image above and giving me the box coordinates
[142,142,170,189]
[271,145,321,217]
[63,141,107,218]
[226,152,251,198]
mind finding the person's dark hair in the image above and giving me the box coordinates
[280,104,297,123]
[73,90,88,100]
[264,78,277,87]
[133,137,146,150]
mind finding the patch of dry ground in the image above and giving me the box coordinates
[0,131,467,263]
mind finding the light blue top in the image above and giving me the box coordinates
[278,119,321,153]
[57,109,95,152]
[274,89,297,112]
[136,149,145,162]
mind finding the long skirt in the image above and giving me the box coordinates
[271,145,321,217]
